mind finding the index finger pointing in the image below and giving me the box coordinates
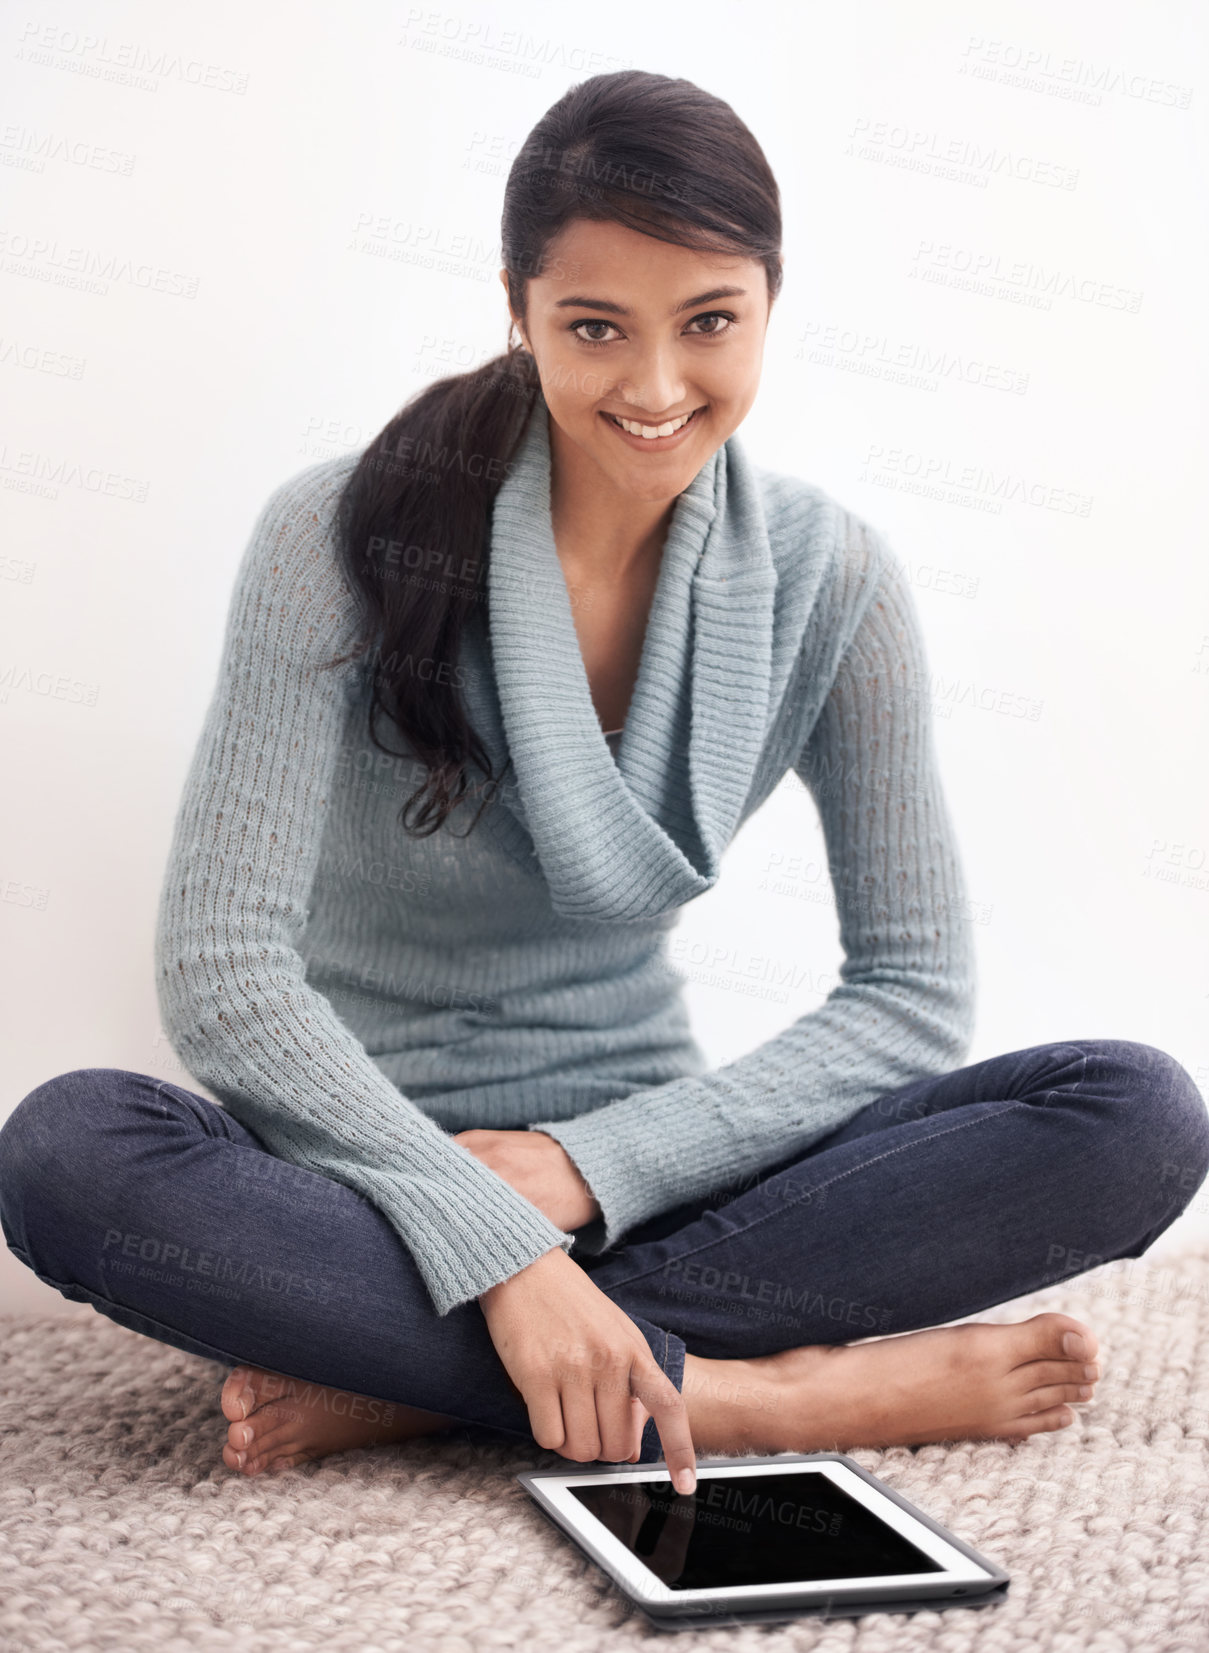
[631,1362,696,1495]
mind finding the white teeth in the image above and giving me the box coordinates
[610,410,696,439]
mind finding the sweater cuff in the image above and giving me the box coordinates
[527,1081,715,1250]
[357,1150,574,1317]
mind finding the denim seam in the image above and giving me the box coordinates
[153,1078,222,1130]
[606,1104,1019,1293]
[1043,1048,1088,1108]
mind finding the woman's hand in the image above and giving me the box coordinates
[479,1246,697,1493]
[454,1128,602,1231]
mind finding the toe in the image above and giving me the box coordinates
[222,1364,296,1420]
[248,1367,294,1405]
[1005,1401,1078,1441]
[1059,1317,1098,1362]
[1020,1312,1098,1366]
[1015,1358,1099,1395]
[266,1449,315,1475]
[225,1383,304,1445]
[224,1434,253,1474]
[235,1418,302,1466]
[238,1438,296,1477]
[221,1369,256,1422]
[1019,1381,1096,1414]
[227,1407,300,1456]
[1032,1408,1078,1434]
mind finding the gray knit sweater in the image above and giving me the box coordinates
[154,390,976,1317]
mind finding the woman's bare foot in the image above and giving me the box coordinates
[220,1365,461,1477]
[681,1311,1102,1456]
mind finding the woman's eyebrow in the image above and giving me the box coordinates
[552,285,748,316]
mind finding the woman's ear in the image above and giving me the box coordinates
[500,272,530,353]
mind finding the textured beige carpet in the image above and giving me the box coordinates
[3,1245,1209,1651]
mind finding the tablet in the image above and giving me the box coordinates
[517,1452,1010,1626]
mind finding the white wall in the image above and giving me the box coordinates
[3,0,1206,1318]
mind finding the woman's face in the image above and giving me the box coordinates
[503,218,773,504]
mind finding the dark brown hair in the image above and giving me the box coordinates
[325,68,783,837]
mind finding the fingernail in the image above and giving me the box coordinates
[675,1469,696,1496]
[235,1451,246,1467]
[1063,1332,1087,1359]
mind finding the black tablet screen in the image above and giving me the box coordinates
[570,1471,948,1591]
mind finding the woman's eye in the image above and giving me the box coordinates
[686,311,736,337]
[570,319,621,346]
[568,311,737,348]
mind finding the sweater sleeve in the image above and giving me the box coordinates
[153,462,574,1316]
[527,536,978,1248]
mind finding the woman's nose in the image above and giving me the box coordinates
[619,353,688,418]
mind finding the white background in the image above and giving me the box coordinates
[2,0,1207,1319]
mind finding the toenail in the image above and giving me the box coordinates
[1062,1332,1087,1359]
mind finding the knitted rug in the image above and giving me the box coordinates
[3,1245,1208,1652]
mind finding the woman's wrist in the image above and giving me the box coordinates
[478,1241,569,1307]
[538,1132,603,1228]
[453,1125,602,1231]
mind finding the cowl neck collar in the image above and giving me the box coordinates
[458,389,778,923]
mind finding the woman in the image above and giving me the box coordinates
[3,71,1206,1499]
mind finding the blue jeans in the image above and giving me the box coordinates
[2,1039,1206,1464]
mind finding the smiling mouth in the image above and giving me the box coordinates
[602,406,706,441]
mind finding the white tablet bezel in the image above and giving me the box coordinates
[531,1458,1000,1613]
